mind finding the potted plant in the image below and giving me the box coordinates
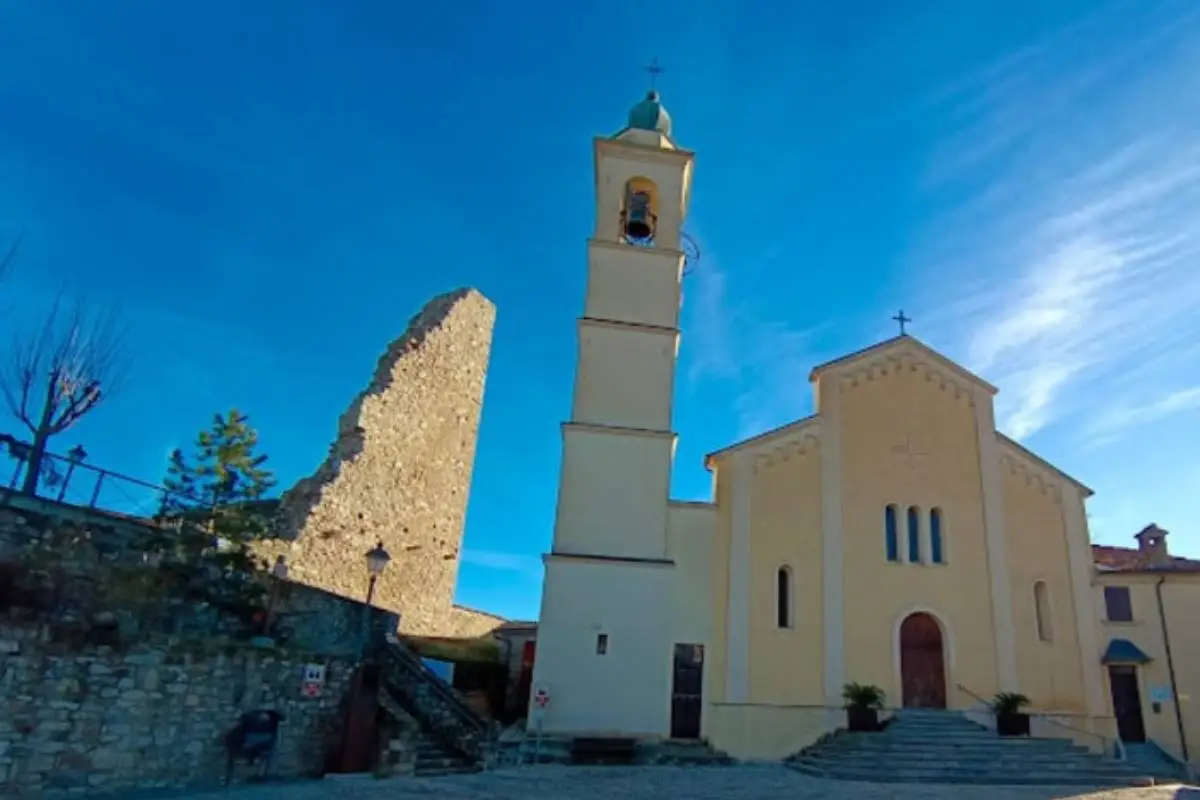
[991,692,1031,737]
[842,682,886,732]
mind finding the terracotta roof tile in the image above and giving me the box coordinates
[1092,544,1200,573]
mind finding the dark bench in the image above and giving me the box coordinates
[570,737,638,765]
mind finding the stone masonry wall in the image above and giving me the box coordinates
[0,625,355,797]
[258,288,497,637]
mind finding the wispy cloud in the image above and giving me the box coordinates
[910,2,1200,443]
[1090,386,1200,436]
[460,548,542,578]
[684,242,826,440]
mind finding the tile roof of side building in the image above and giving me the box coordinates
[1092,544,1200,573]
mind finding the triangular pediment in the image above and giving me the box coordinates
[808,335,998,396]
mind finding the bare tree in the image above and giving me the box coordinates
[2,293,128,495]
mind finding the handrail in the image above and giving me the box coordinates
[955,682,1122,760]
[1041,716,1124,761]
[380,638,488,733]
[955,682,990,706]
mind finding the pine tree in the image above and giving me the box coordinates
[156,409,277,611]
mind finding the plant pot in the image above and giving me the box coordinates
[846,707,879,733]
[996,711,1030,737]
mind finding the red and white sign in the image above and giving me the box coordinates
[301,681,322,698]
[533,687,550,709]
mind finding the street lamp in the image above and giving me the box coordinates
[361,541,390,650]
[364,540,390,605]
[342,540,392,773]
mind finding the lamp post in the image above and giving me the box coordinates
[341,541,391,774]
[361,540,391,652]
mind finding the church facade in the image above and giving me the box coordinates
[529,89,1200,769]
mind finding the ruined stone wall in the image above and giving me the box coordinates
[258,288,497,636]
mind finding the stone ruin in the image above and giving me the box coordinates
[255,288,499,636]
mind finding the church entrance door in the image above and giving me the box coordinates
[899,612,947,709]
[670,643,704,739]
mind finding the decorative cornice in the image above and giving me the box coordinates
[838,351,977,407]
[811,335,998,397]
[578,316,679,337]
[561,421,676,441]
[704,415,820,469]
[594,135,695,166]
[998,448,1063,503]
[587,237,685,262]
[752,432,821,474]
[996,433,1093,499]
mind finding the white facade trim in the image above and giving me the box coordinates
[820,392,846,710]
[724,452,752,702]
[974,389,1018,692]
[1062,488,1106,716]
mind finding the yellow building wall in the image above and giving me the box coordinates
[1095,573,1200,768]
[745,438,824,704]
[1002,468,1087,713]
[707,469,732,707]
[832,362,998,708]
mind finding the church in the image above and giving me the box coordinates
[528,86,1200,769]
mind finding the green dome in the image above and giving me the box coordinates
[627,90,672,135]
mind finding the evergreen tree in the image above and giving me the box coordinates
[156,410,277,610]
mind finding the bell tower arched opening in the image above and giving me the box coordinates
[621,177,659,245]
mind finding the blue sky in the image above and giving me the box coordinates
[2,0,1198,622]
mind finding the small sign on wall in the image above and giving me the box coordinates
[301,663,326,698]
[1150,685,1172,704]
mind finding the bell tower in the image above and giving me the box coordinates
[530,86,695,737]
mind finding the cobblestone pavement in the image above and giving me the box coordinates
[136,766,1198,800]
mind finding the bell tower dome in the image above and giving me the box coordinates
[529,79,696,737]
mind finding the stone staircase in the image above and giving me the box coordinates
[375,638,494,773]
[412,732,482,777]
[789,709,1160,787]
[1124,742,1190,784]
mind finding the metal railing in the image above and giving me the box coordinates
[1,437,201,520]
[955,682,1122,759]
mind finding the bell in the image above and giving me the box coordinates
[623,189,655,241]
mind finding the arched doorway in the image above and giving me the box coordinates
[899,612,947,708]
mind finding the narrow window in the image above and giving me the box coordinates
[884,505,900,562]
[1034,581,1053,642]
[907,506,921,563]
[596,634,608,655]
[776,567,793,628]
[1104,586,1133,622]
[930,507,944,564]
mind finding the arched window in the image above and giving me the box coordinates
[907,506,921,563]
[776,566,793,628]
[930,507,945,564]
[1034,581,1053,642]
[884,505,900,562]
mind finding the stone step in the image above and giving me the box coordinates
[795,759,1145,779]
[823,739,1087,754]
[413,763,481,777]
[789,762,1152,787]
[801,750,1122,767]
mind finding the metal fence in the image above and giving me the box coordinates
[1,438,195,520]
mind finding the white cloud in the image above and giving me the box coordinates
[459,549,542,577]
[683,242,827,440]
[909,4,1200,443]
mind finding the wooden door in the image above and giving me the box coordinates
[670,644,704,739]
[1108,665,1146,743]
[335,665,380,773]
[900,612,947,709]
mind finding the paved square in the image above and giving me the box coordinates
[151,765,1197,800]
